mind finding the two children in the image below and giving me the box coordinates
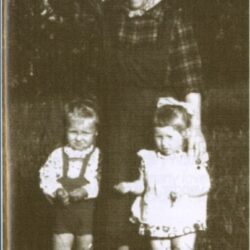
[39,96,210,250]
[39,98,101,250]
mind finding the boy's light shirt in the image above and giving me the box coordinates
[39,146,101,199]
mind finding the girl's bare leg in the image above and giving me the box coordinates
[172,233,196,250]
[76,234,93,250]
[53,233,74,250]
[150,239,171,250]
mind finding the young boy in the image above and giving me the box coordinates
[39,98,101,250]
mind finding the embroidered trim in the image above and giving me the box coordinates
[138,221,206,238]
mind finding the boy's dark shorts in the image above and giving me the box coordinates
[53,200,95,236]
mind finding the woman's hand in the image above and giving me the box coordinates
[114,182,131,194]
[187,128,207,161]
[69,187,88,202]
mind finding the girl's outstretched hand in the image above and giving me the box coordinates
[56,188,70,206]
[114,182,130,194]
[69,187,88,202]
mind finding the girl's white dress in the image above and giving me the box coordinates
[129,149,210,238]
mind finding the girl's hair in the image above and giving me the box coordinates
[153,105,191,132]
[64,95,99,127]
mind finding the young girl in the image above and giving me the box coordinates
[39,97,101,250]
[114,98,210,250]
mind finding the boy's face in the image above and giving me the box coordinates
[67,118,97,151]
[129,0,146,10]
[154,126,183,156]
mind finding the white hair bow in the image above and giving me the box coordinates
[157,97,194,115]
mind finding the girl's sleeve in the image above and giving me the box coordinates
[83,149,102,199]
[126,158,145,195]
[39,149,63,198]
[184,156,211,197]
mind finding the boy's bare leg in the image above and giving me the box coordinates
[118,245,130,250]
[172,233,196,250]
[76,234,93,250]
[53,233,74,250]
[150,239,171,250]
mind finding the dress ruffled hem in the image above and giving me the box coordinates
[137,221,206,238]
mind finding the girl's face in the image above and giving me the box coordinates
[129,0,146,10]
[67,118,97,151]
[154,126,184,155]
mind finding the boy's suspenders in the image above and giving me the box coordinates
[57,148,97,208]
[62,147,95,179]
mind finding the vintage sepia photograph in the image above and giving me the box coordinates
[4,0,249,249]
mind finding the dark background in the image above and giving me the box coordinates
[7,0,248,249]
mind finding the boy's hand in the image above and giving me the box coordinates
[56,188,70,206]
[114,182,130,194]
[69,187,88,202]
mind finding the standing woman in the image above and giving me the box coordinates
[102,0,207,249]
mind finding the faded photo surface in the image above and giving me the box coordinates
[6,0,248,250]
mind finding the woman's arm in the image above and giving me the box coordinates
[169,9,206,159]
[185,92,207,159]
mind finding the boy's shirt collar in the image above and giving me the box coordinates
[64,145,94,158]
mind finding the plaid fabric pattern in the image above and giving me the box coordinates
[169,13,202,94]
[116,2,203,94]
[118,4,165,46]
